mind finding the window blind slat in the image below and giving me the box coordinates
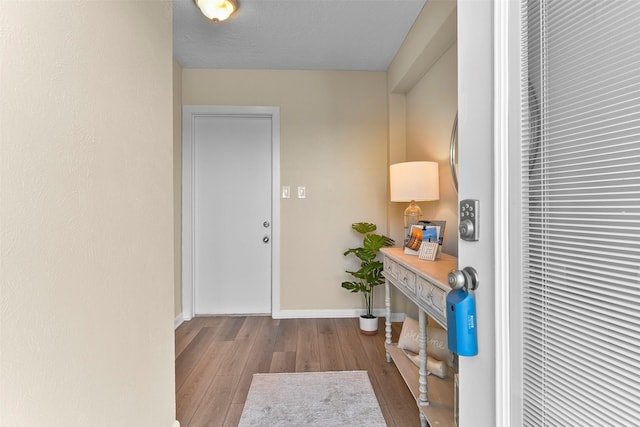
[526,240,640,265]
[527,256,640,283]
[547,48,640,96]
[525,180,640,192]
[526,233,640,252]
[523,318,640,359]
[546,79,640,116]
[522,345,640,398]
[524,286,640,325]
[528,131,640,159]
[528,220,640,234]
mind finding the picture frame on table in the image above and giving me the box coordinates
[419,220,446,258]
[403,222,441,257]
[404,225,423,255]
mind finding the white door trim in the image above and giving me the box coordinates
[494,0,511,425]
[494,0,523,425]
[181,105,281,320]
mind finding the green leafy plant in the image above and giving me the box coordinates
[341,222,395,318]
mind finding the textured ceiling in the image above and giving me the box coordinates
[173,0,427,71]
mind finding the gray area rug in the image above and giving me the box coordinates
[238,371,387,426]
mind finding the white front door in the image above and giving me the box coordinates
[182,106,280,317]
[501,1,640,426]
[459,1,640,426]
[456,1,507,426]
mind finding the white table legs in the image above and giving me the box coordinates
[385,280,392,363]
[418,309,429,406]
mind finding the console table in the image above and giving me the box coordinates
[381,247,457,427]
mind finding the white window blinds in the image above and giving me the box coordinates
[521,1,640,426]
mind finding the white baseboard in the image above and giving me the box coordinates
[273,308,405,322]
[171,421,180,427]
[389,312,406,322]
[174,313,184,330]
[176,310,405,324]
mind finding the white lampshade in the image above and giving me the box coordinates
[390,161,440,202]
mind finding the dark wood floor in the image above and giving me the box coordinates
[175,316,421,427]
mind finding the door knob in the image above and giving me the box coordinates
[262,236,270,243]
[448,266,479,291]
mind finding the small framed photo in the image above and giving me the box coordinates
[404,225,423,255]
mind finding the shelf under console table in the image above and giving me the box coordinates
[381,247,457,427]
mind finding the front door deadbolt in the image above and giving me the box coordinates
[459,199,479,241]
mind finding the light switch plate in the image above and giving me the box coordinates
[282,186,290,199]
[297,186,306,199]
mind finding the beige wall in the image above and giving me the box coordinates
[387,0,458,257]
[406,43,458,257]
[174,1,457,316]
[182,70,389,312]
[173,60,183,318]
[387,93,409,245]
[0,2,177,426]
[385,0,458,317]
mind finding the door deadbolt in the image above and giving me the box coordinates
[448,266,479,291]
[459,219,475,239]
[263,221,270,228]
[459,199,479,241]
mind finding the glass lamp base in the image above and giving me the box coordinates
[403,201,422,244]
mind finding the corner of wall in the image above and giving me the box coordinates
[387,0,457,94]
[387,93,408,245]
[173,58,183,318]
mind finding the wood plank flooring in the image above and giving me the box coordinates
[175,316,421,427]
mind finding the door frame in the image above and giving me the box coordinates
[494,0,522,425]
[181,105,281,320]
[493,0,515,426]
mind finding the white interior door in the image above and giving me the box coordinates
[183,106,280,317]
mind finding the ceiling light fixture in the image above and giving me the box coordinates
[195,0,237,22]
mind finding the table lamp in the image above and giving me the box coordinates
[390,161,440,244]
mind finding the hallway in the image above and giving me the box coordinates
[175,316,420,426]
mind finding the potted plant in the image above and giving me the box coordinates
[341,222,395,335]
